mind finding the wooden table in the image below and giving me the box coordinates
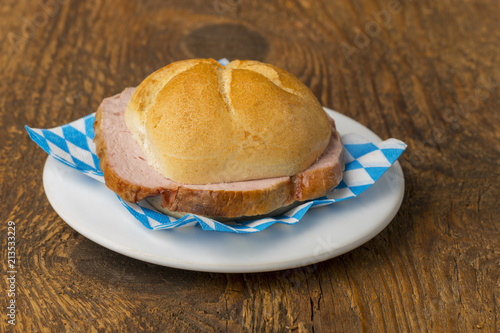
[1,0,499,331]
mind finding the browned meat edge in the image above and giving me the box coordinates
[94,101,344,218]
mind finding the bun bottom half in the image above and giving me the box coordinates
[146,196,303,222]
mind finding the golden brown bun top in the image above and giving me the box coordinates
[124,58,332,184]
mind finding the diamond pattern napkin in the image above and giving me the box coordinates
[26,112,406,233]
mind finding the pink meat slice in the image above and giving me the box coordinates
[94,88,344,218]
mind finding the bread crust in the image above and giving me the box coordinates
[94,88,344,218]
[124,59,332,185]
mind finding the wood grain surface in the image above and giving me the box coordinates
[1,0,499,332]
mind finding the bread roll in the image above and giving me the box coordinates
[124,58,331,184]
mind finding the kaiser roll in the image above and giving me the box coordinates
[124,58,331,184]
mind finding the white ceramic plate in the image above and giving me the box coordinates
[43,109,404,273]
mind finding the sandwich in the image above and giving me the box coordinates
[93,59,344,219]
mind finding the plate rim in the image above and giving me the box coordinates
[42,108,405,273]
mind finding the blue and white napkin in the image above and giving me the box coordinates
[26,112,406,233]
